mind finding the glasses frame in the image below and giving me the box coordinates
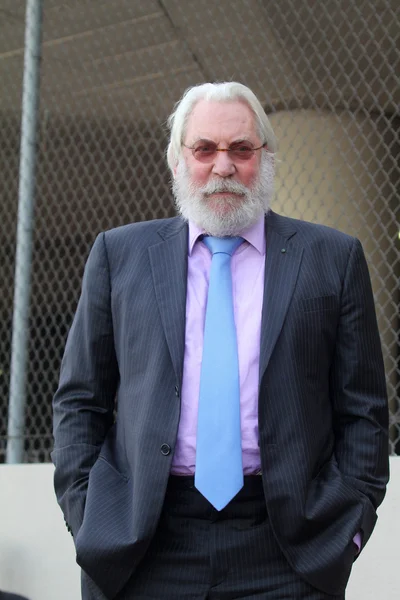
[182,141,268,162]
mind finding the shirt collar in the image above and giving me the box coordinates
[188,215,266,256]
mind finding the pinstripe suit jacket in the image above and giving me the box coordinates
[52,211,388,598]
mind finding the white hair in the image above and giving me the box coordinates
[166,82,277,172]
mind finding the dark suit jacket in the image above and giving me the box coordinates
[52,211,388,598]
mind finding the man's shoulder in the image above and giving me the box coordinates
[101,216,184,247]
[105,216,180,237]
[269,211,357,249]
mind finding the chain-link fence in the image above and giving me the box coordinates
[0,0,399,461]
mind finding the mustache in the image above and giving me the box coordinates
[199,179,248,196]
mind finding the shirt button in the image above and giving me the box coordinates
[160,443,171,456]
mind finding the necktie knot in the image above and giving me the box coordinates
[203,236,243,257]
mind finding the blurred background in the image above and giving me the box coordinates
[0,0,399,463]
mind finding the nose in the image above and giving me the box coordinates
[212,150,236,177]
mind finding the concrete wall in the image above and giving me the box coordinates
[0,460,398,600]
[0,464,80,599]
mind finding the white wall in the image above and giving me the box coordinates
[0,460,398,600]
[0,463,80,600]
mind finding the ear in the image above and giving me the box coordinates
[266,149,275,168]
[173,155,183,178]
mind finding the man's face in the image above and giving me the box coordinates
[172,99,274,237]
[180,100,262,216]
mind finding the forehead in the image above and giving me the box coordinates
[184,99,259,143]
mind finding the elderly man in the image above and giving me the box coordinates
[52,82,388,600]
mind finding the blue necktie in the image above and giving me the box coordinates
[195,236,244,510]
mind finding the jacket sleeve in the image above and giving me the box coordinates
[330,237,389,548]
[51,232,119,538]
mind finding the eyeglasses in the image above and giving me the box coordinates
[183,140,267,162]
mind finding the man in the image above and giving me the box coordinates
[52,82,389,600]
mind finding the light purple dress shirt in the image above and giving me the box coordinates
[171,216,265,475]
[170,215,361,553]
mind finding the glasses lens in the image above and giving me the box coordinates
[193,142,218,162]
[229,142,255,160]
[191,142,259,161]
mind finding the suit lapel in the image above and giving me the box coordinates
[148,218,188,387]
[259,213,304,381]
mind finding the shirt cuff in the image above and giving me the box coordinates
[353,531,362,554]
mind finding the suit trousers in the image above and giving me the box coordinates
[82,476,346,600]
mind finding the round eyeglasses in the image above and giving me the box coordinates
[183,140,267,162]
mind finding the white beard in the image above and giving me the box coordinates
[172,154,275,237]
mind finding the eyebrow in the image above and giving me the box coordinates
[190,137,255,146]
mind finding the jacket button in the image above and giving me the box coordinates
[175,385,180,397]
[160,443,171,456]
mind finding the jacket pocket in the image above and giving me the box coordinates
[302,295,337,312]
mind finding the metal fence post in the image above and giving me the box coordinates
[6,0,43,463]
